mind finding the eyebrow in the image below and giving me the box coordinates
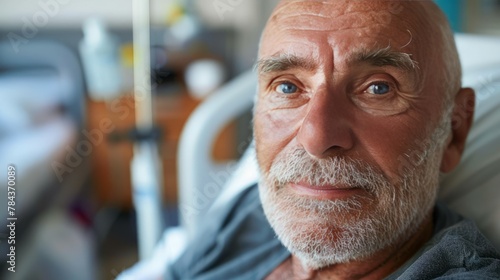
[255,47,418,76]
[349,46,419,72]
[254,53,317,75]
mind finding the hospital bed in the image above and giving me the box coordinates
[0,40,91,279]
[0,40,86,217]
[118,33,500,279]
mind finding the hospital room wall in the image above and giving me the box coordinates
[0,0,278,72]
[436,0,500,35]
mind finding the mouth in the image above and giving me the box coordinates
[289,181,365,200]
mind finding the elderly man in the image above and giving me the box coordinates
[167,0,500,279]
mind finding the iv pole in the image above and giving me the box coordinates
[131,0,164,260]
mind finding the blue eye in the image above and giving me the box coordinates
[276,82,298,94]
[367,83,391,95]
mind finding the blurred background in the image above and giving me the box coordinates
[0,0,498,279]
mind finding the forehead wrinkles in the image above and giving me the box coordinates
[325,27,412,51]
[271,0,395,32]
[261,35,322,59]
[272,1,344,20]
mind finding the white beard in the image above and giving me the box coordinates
[258,126,445,270]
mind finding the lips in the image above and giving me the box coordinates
[289,181,364,200]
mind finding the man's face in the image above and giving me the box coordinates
[254,0,451,269]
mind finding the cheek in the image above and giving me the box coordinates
[254,103,305,172]
[357,116,429,182]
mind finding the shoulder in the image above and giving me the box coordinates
[166,184,289,280]
[428,220,500,277]
[393,206,500,279]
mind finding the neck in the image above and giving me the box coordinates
[288,212,434,280]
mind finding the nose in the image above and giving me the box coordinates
[297,88,354,158]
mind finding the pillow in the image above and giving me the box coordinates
[439,65,500,251]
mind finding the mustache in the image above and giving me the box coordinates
[266,148,390,192]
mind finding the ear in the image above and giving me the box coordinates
[440,88,475,173]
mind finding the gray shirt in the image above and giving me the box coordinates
[166,184,500,279]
